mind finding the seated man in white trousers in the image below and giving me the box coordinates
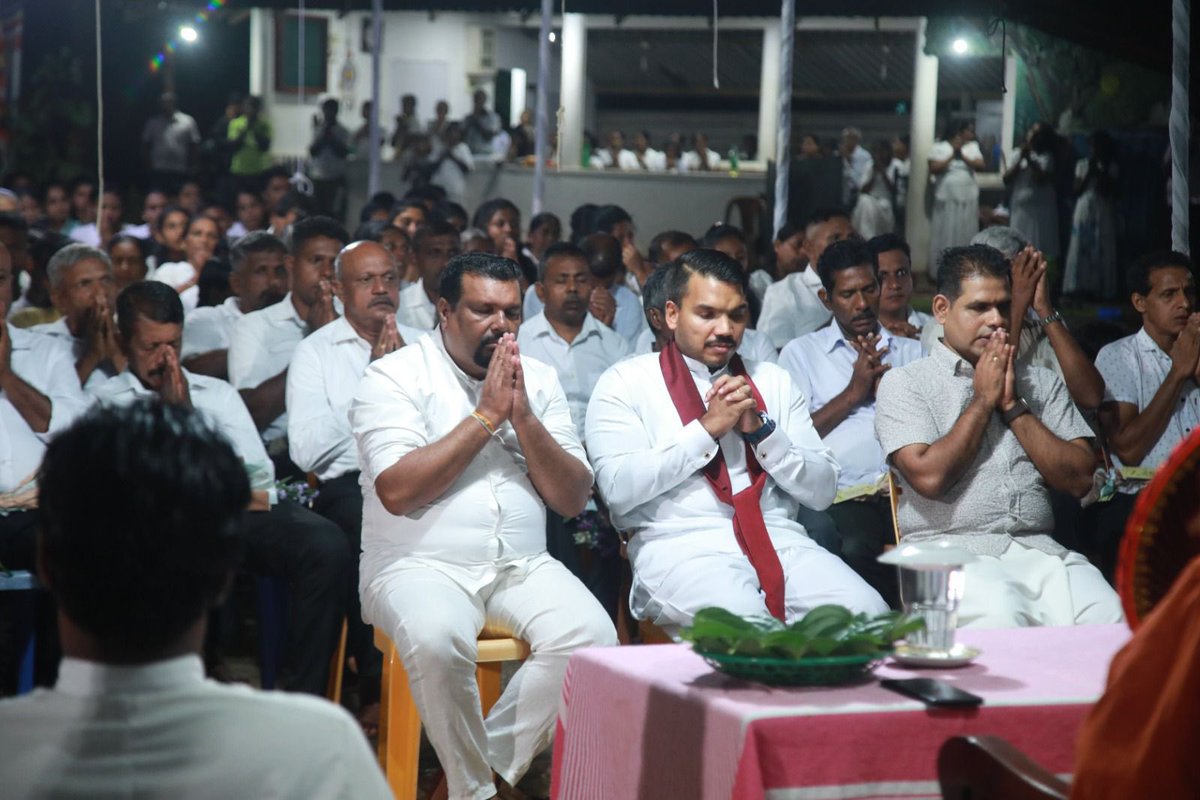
[875,244,1122,628]
[586,249,887,634]
[350,252,617,800]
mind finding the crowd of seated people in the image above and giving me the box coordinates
[1,142,1196,799]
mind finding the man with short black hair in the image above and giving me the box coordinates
[351,252,616,800]
[398,218,461,330]
[309,98,352,221]
[0,399,388,798]
[141,91,201,194]
[779,239,923,605]
[758,208,855,349]
[31,243,125,391]
[182,231,289,379]
[633,263,674,354]
[647,230,697,267]
[228,217,348,471]
[1091,251,1200,578]
[93,282,354,696]
[867,233,931,340]
[579,232,646,345]
[587,249,886,633]
[875,245,1122,627]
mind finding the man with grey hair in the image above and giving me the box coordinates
[30,242,125,391]
[923,225,1104,411]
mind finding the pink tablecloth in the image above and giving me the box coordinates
[550,624,1129,800]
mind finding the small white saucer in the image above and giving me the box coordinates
[890,643,982,669]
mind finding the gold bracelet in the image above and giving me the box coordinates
[470,410,496,435]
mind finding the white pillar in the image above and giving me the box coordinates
[249,9,266,96]
[367,0,382,198]
[1000,52,1018,161]
[906,17,939,280]
[757,20,781,165]
[1170,0,1190,254]
[532,0,553,213]
[560,13,587,170]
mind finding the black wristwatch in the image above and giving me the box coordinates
[742,412,776,445]
[1002,398,1031,426]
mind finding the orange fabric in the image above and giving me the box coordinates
[1070,555,1200,798]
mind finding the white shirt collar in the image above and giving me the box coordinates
[680,350,729,381]
[54,654,206,697]
[820,322,892,354]
[526,311,604,345]
[433,329,482,388]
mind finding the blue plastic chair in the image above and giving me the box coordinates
[1,570,38,694]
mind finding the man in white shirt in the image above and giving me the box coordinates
[0,399,389,799]
[778,239,924,606]
[287,240,426,718]
[308,98,353,221]
[182,231,289,379]
[428,122,474,204]
[580,232,646,345]
[1092,251,1200,578]
[631,130,666,171]
[682,132,721,171]
[758,209,855,349]
[125,189,168,240]
[140,91,201,192]
[518,243,630,612]
[68,187,135,247]
[31,243,126,392]
[350,252,616,800]
[840,127,872,207]
[228,217,348,475]
[868,233,932,341]
[0,242,88,590]
[397,218,461,331]
[590,130,639,170]
[586,250,887,633]
[94,281,353,695]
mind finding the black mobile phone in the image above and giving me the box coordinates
[879,677,984,708]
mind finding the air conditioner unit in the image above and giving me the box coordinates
[466,26,496,76]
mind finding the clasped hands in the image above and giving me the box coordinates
[475,332,533,430]
[973,330,1018,413]
[700,375,762,439]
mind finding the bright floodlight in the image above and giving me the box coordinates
[548,31,557,43]
[180,26,198,43]
[951,38,969,55]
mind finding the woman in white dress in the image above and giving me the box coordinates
[927,120,985,278]
[1005,121,1061,259]
[1064,130,1119,299]
[852,140,896,239]
[151,214,220,314]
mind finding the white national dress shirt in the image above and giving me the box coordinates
[350,332,589,593]
[29,316,116,393]
[93,368,275,493]
[181,295,243,359]
[0,325,89,493]
[589,148,639,170]
[227,292,310,445]
[682,149,722,171]
[0,655,390,799]
[396,280,438,331]
[524,282,646,346]
[778,324,924,492]
[585,351,839,545]
[631,326,778,364]
[757,267,833,349]
[287,315,428,482]
[1095,327,1200,490]
[517,311,630,443]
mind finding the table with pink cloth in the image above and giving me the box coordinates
[550,624,1129,800]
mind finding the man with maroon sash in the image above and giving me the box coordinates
[586,249,886,632]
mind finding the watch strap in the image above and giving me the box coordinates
[1002,399,1031,425]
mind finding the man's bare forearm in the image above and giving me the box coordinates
[895,398,992,498]
[239,370,288,431]
[1042,322,1105,409]
[0,372,52,433]
[1009,415,1095,496]
[1107,373,1189,465]
[182,349,228,380]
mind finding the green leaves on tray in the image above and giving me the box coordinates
[680,605,925,660]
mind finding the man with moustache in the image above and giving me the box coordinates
[287,240,426,724]
[93,281,352,695]
[586,249,886,634]
[30,243,125,392]
[181,231,289,379]
[778,239,923,606]
[875,245,1121,627]
[228,217,348,475]
[350,252,616,800]
[517,242,629,608]
[758,209,856,350]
